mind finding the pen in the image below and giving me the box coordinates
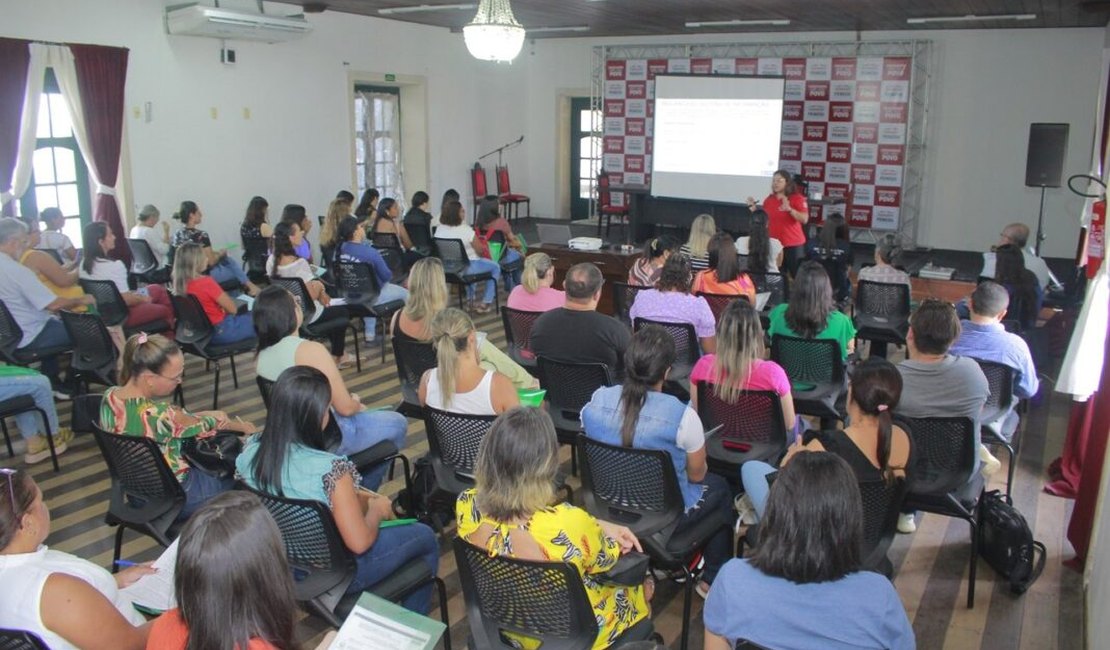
[114,559,138,568]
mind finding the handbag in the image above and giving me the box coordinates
[977,490,1046,594]
[181,431,243,479]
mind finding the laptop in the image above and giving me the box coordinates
[536,223,573,245]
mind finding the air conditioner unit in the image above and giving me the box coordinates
[166,4,312,43]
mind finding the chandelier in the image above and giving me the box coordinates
[463,0,525,63]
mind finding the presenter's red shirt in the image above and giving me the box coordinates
[762,193,808,247]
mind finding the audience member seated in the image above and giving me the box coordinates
[981,222,1057,290]
[129,204,171,268]
[236,366,440,613]
[741,358,911,520]
[437,188,460,229]
[747,170,809,278]
[767,261,856,360]
[704,452,914,650]
[507,252,565,313]
[173,243,256,347]
[101,333,256,518]
[457,407,651,647]
[170,200,260,296]
[319,197,353,261]
[280,204,313,262]
[692,232,757,304]
[19,215,86,309]
[336,189,356,205]
[240,195,273,239]
[81,222,175,331]
[335,215,410,344]
[993,243,1043,330]
[950,281,1039,442]
[531,262,632,376]
[0,369,72,463]
[807,213,853,303]
[0,469,151,649]
[680,213,716,272]
[372,197,424,270]
[0,218,93,392]
[689,300,796,433]
[394,258,536,389]
[418,308,519,415]
[146,491,298,650]
[627,235,675,287]
[734,210,782,272]
[435,200,501,314]
[896,299,991,533]
[403,190,434,255]
[858,234,911,287]
[582,326,734,598]
[37,207,78,264]
[474,196,522,291]
[630,255,717,354]
[353,188,379,221]
[253,285,408,489]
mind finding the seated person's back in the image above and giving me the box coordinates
[530,262,631,374]
[418,308,518,415]
[766,261,856,359]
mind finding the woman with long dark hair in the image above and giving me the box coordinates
[735,209,782,272]
[629,254,717,353]
[473,196,522,291]
[236,366,440,614]
[370,197,423,269]
[705,453,913,650]
[628,235,675,286]
[334,215,409,343]
[994,243,1042,329]
[692,232,756,303]
[240,195,272,239]
[581,326,735,598]
[170,200,260,295]
[766,260,856,360]
[353,188,379,220]
[279,204,313,261]
[81,221,175,331]
[747,170,809,276]
[434,200,501,313]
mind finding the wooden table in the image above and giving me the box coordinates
[532,243,639,315]
[910,276,977,304]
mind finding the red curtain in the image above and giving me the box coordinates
[0,38,30,218]
[70,44,130,264]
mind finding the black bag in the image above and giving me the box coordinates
[393,455,452,526]
[978,490,1046,594]
[181,432,243,480]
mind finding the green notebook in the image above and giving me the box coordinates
[330,591,446,649]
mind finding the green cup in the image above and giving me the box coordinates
[517,387,547,407]
[488,241,503,262]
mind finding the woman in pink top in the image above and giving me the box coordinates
[747,169,808,277]
[690,299,796,434]
[506,252,565,312]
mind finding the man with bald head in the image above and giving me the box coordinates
[980,222,1059,290]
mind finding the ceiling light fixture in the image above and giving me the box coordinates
[528,25,590,33]
[463,0,525,62]
[906,13,1036,24]
[685,19,791,28]
[378,3,476,16]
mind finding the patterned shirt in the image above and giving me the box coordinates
[857,263,912,288]
[99,387,219,479]
[629,288,717,339]
[171,227,211,249]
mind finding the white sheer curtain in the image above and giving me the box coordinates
[356,90,405,206]
[1,42,47,208]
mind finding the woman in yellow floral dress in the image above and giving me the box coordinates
[456,406,651,649]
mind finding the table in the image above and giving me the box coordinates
[532,243,639,315]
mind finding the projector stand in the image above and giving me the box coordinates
[1034,185,1047,256]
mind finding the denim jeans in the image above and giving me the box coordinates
[500,249,522,292]
[349,521,440,614]
[0,373,58,440]
[18,319,71,383]
[210,313,255,346]
[179,469,235,520]
[362,282,410,339]
[208,255,250,287]
[740,460,778,521]
[465,259,501,304]
[675,472,734,584]
[335,409,410,490]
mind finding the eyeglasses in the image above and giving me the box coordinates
[155,370,184,384]
[0,468,17,515]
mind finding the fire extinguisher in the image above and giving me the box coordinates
[1089,198,1105,279]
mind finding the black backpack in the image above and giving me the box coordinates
[392,455,455,530]
[977,490,1046,594]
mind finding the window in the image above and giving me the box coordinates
[354,85,405,204]
[19,69,90,245]
[569,97,603,219]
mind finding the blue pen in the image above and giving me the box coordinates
[114,559,138,568]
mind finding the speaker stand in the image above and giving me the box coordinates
[1034,185,1047,257]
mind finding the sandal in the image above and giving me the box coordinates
[474,302,493,314]
[336,354,355,370]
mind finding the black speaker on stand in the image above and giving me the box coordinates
[1025,123,1069,256]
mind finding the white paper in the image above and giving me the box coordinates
[120,538,178,613]
[330,607,432,650]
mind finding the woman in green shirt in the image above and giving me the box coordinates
[766,261,856,360]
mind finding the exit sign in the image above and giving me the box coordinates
[385,74,396,82]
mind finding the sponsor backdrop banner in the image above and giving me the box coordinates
[603,55,911,230]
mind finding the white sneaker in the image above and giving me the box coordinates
[897,513,917,534]
[980,444,1002,478]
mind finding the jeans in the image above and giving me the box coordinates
[361,282,410,339]
[210,313,255,346]
[740,460,778,521]
[349,521,440,614]
[208,256,250,288]
[675,472,734,584]
[179,469,235,520]
[465,259,501,304]
[0,373,58,440]
[500,249,522,292]
[335,409,410,490]
[18,319,71,383]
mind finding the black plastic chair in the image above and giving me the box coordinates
[125,238,171,285]
[433,237,498,311]
[859,476,909,578]
[0,299,72,368]
[79,279,172,337]
[769,335,847,429]
[695,383,787,481]
[370,231,407,283]
[971,358,1019,497]
[577,435,728,650]
[898,415,983,608]
[407,221,434,256]
[632,317,700,384]
[271,276,362,372]
[747,271,787,330]
[453,538,655,650]
[59,310,118,394]
[696,292,750,324]
[240,235,271,285]
[0,629,49,650]
[853,280,911,356]
[170,294,256,410]
[91,419,186,568]
[0,395,60,472]
[391,336,437,418]
[421,406,497,527]
[537,357,614,475]
[612,282,648,327]
[500,306,543,373]
[334,261,405,363]
[238,483,450,642]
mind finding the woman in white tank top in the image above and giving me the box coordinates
[418,308,520,416]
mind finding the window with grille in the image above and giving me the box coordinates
[354,85,405,204]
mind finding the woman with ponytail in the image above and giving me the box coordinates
[581,325,734,598]
[628,236,675,286]
[418,308,519,415]
[740,357,912,521]
[506,252,564,312]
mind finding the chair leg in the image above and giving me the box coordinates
[434,577,452,650]
[212,363,222,410]
[113,525,126,570]
[967,515,978,609]
[1,418,12,458]
[229,355,240,388]
[679,566,694,650]
[34,407,59,472]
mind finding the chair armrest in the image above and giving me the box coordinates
[595,552,650,587]
[347,440,400,471]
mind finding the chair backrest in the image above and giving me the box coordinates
[735,253,750,271]
[632,317,700,371]
[170,295,215,346]
[453,537,598,650]
[577,434,685,538]
[370,231,402,250]
[407,222,433,251]
[59,311,118,378]
[596,171,614,209]
[746,271,787,309]
[471,165,489,203]
[971,358,1016,414]
[859,476,908,561]
[769,335,845,384]
[611,282,647,326]
[334,261,382,302]
[391,336,438,393]
[501,307,544,355]
[536,357,613,422]
[126,238,160,274]
[256,376,275,408]
[271,276,319,320]
[422,406,497,481]
[0,300,26,364]
[79,278,130,327]
[0,629,50,650]
[238,483,355,577]
[495,165,512,194]
[91,423,186,503]
[696,383,786,446]
[855,280,911,320]
[241,236,271,274]
[896,416,978,496]
[696,292,749,323]
[433,237,470,272]
[376,246,405,281]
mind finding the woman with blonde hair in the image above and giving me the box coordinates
[418,308,519,415]
[395,258,538,389]
[506,252,565,312]
[680,214,717,272]
[319,197,352,261]
[173,242,255,346]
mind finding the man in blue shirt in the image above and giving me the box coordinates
[950,281,1039,442]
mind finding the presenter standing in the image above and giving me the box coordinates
[748,170,808,277]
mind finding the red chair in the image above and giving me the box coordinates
[596,171,628,237]
[496,165,530,222]
[470,164,489,221]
